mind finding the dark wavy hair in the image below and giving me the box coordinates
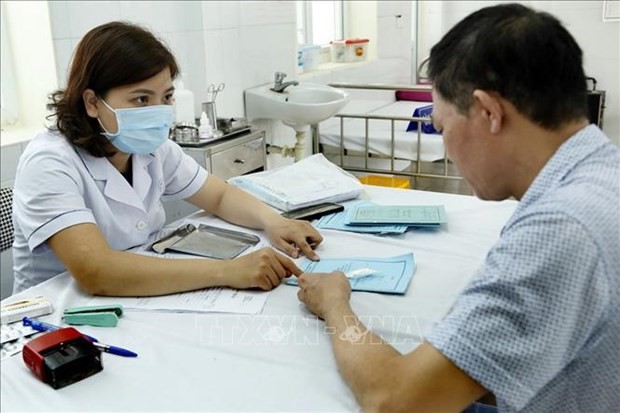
[47,21,179,157]
[428,3,588,130]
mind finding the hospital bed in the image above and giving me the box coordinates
[311,83,467,192]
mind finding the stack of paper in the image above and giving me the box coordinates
[228,154,363,212]
[315,201,446,235]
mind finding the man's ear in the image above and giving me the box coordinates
[472,90,503,134]
[83,89,100,118]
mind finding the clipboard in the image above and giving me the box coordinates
[151,223,260,260]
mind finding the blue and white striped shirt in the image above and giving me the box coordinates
[428,125,620,412]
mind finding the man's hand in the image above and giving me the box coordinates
[222,247,302,290]
[296,272,351,320]
[265,217,324,261]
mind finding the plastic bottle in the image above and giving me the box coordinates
[173,75,195,124]
[198,111,213,139]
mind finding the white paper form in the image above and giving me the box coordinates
[287,253,416,295]
[85,287,270,315]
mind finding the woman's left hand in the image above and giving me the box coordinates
[265,217,323,261]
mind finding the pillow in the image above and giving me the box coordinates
[405,104,439,134]
[395,90,433,102]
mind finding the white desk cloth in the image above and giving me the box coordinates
[1,186,517,412]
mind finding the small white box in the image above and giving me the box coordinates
[1,296,53,324]
[330,38,369,63]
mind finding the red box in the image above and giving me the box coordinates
[23,327,102,389]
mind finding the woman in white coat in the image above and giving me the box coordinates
[12,21,322,296]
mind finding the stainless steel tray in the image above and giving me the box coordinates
[151,223,260,259]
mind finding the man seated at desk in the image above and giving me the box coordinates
[296,4,620,413]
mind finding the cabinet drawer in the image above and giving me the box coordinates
[210,137,265,180]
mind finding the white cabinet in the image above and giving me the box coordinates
[162,130,266,223]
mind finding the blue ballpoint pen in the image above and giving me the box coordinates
[22,317,138,358]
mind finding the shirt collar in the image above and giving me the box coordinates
[75,148,155,212]
[519,124,608,207]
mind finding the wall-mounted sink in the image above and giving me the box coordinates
[244,83,350,131]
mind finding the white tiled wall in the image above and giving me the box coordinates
[18,0,618,173]
[48,0,207,119]
[0,0,414,213]
[418,0,620,143]
[46,1,299,168]
[45,1,416,171]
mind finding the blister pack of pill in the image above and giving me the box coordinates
[1,323,40,361]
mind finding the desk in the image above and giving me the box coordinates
[1,186,517,412]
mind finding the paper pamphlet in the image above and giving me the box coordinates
[346,205,447,225]
[287,253,415,295]
[316,201,409,234]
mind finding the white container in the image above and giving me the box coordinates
[173,78,195,124]
[301,44,321,72]
[198,111,213,139]
[330,38,369,63]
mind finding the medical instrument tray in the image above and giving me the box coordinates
[151,223,260,259]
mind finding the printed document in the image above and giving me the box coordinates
[346,205,447,225]
[287,253,415,294]
[86,287,270,315]
[316,201,409,234]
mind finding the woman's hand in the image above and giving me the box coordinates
[265,217,324,261]
[222,247,303,291]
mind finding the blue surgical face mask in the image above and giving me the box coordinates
[98,98,173,155]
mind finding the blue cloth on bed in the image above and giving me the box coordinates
[406,104,440,134]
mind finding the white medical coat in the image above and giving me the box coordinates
[11,129,208,293]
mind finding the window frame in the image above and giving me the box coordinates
[296,0,344,47]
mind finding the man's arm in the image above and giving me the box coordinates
[298,273,488,413]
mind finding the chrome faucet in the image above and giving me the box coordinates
[271,72,299,93]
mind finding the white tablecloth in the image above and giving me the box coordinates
[1,186,517,412]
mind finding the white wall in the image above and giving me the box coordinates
[4,1,415,174]
[417,0,620,145]
[1,1,57,131]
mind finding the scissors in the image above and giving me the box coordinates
[208,83,225,102]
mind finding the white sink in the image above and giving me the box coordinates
[244,83,350,131]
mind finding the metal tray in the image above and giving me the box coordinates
[177,127,252,147]
[151,223,260,259]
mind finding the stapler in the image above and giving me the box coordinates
[63,304,124,327]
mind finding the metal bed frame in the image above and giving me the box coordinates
[310,83,464,187]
